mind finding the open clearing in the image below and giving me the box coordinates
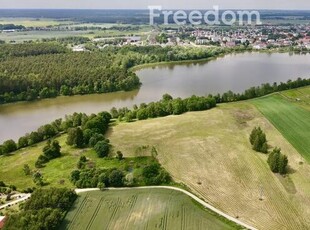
[108,100,310,230]
[60,188,237,230]
[252,90,310,162]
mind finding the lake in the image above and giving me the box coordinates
[0,52,309,142]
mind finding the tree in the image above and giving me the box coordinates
[70,170,80,183]
[38,124,57,139]
[67,127,84,148]
[136,108,148,120]
[162,93,173,101]
[43,140,61,160]
[23,164,31,176]
[2,139,17,154]
[267,148,288,175]
[110,107,119,119]
[249,127,259,145]
[124,111,135,122]
[28,131,43,145]
[97,182,106,191]
[89,133,105,147]
[33,171,44,186]
[116,151,123,160]
[278,154,288,174]
[108,170,124,187]
[35,155,49,168]
[77,156,87,169]
[94,141,110,158]
[18,136,29,149]
[83,129,95,145]
[250,127,268,153]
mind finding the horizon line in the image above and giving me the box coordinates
[0,8,310,11]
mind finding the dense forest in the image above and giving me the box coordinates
[0,43,142,103]
[0,43,67,59]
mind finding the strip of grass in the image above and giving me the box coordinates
[252,93,310,162]
[280,86,310,111]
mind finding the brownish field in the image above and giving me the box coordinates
[107,102,310,230]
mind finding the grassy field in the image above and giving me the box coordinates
[252,90,310,162]
[279,86,310,111]
[0,134,154,190]
[60,189,237,230]
[108,101,310,230]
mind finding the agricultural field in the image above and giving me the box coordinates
[108,101,310,230]
[60,189,237,230]
[252,90,310,162]
[0,18,73,27]
[0,20,151,42]
[0,30,92,43]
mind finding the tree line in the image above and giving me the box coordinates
[3,188,77,230]
[0,24,25,31]
[217,78,310,103]
[111,94,217,122]
[0,111,111,156]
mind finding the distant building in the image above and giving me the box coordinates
[126,36,141,43]
[225,41,236,47]
[2,29,15,33]
[72,45,86,52]
[253,43,267,50]
[196,38,209,45]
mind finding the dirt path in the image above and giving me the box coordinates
[75,186,257,230]
[0,194,31,210]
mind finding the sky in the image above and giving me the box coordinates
[0,0,309,10]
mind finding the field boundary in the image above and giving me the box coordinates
[75,186,257,230]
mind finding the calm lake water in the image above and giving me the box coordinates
[0,52,309,142]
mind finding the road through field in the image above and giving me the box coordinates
[75,186,257,230]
